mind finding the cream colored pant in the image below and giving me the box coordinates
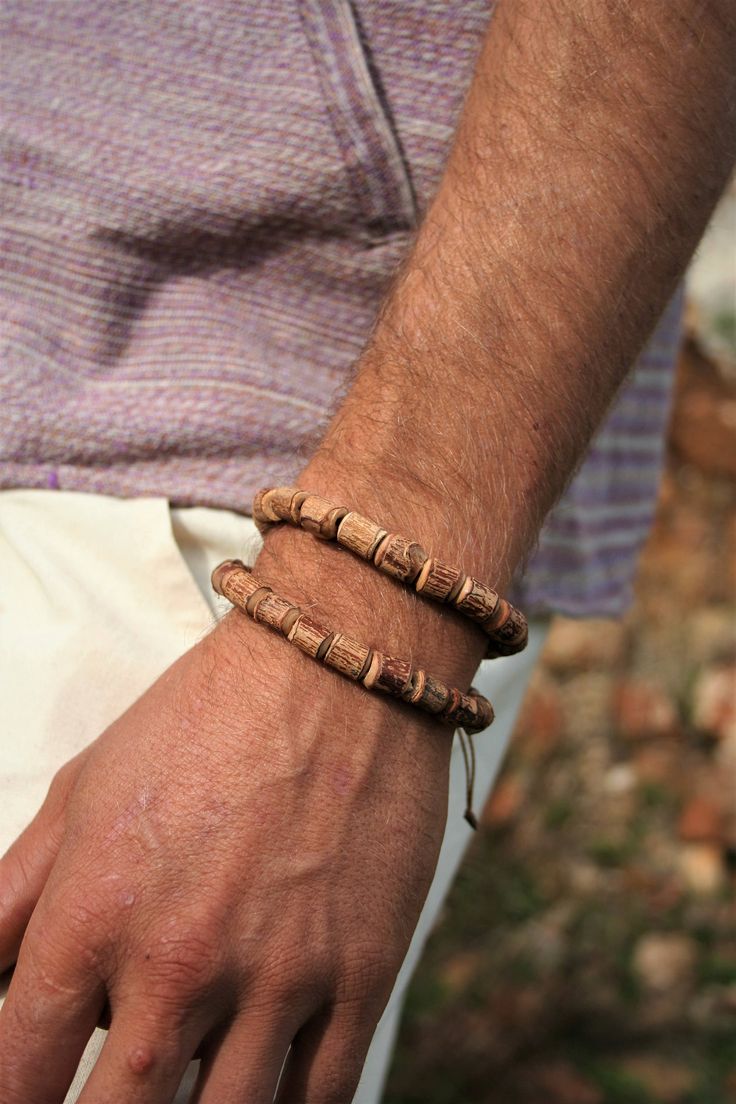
[0,489,548,1103]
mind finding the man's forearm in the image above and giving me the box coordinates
[247,0,735,687]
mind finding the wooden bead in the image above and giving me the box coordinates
[265,486,300,524]
[251,489,273,535]
[322,632,372,680]
[373,534,428,583]
[400,667,426,704]
[211,559,259,609]
[245,585,273,618]
[286,613,332,658]
[485,603,528,657]
[481,597,509,633]
[439,686,463,723]
[453,577,500,624]
[413,672,451,714]
[446,691,492,733]
[253,592,297,632]
[336,511,388,560]
[299,494,349,540]
[361,652,413,696]
[415,557,464,603]
[280,605,303,637]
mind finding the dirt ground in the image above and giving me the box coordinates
[384,332,736,1104]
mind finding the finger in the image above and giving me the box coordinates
[0,753,89,971]
[0,914,106,1104]
[188,1011,297,1104]
[275,1003,376,1104]
[74,1000,210,1104]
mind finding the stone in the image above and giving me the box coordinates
[515,672,564,758]
[542,617,627,672]
[619,1055,696,1103]
[482,774,525,828]
[678,796,725,843]
[632,933,698,993]
[678,843,726,895]
[522,1060,603,1104]
[692,663,736,742]
[614,678,680,741]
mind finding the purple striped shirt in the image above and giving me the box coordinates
[0,0,682,616]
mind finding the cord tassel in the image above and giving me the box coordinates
[458,725,478,829]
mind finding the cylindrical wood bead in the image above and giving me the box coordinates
[484,603,528,657]
[440,686,463,724]
[373,534,428,583]
[336,511,388,561]
[266,486,300,524]
[245,585,273,618]
[415,557,464,603]
[413,671,451,715]
[286,613,332,658]
[482,597,509,633]
[253,592,297,632]
[211,559,259,609]
[453,577,501,624]
[299,494,349,539]
[322,632,372,680]
[401,667,426,705]
[361,652,413,696]
[252,488,280,524]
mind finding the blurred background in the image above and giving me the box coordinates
[384,182,736,1104]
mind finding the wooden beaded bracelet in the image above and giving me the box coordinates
[211,558,493,827]
[252,485,528,661]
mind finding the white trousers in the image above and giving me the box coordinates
[0,489,548,1103]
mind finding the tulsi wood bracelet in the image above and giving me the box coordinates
[211,558,493,828]
[252,485,528,661]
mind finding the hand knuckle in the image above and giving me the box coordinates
[141,923,220,998]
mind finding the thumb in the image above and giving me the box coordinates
[0,749,90,972]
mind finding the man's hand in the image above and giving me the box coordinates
[0,549,461,1103]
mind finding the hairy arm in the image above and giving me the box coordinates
[1,4,734,1102]
[254,0,736,684]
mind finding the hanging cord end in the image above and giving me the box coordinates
[457,726,479,830]
[463,807,479,831]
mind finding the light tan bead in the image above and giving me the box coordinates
[360,650,383,689]
[415,558,464,602]
[211,559,259,608]
[264,486,299,524]
[288,489,311,523]
[454,577,501,624]
[245,585,273,618]
[373,534,428,583]
[299,494,349,539]
[287,613,332,658]
[336,511,388,560]
[322,632,372,680]
[253,592,297,632]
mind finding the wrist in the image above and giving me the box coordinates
[248,484,490,691]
